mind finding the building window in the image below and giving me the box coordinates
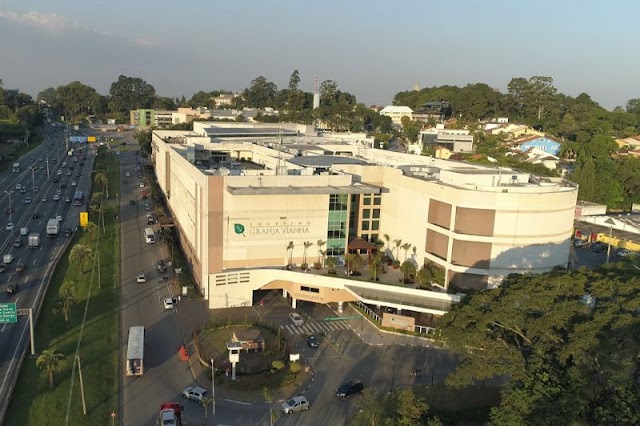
[362,209,371,219]
[373,196,381,206]
[372,209,380,219]
[371,220,379,231]
[363,197,371,206]
[371,234,379,243]
[362,221,370,231]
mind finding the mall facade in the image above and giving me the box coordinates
[150,123,578,310]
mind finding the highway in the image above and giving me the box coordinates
[0,124,96,417]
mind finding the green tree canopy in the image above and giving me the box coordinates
[440,266,640,425]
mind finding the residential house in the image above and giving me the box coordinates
[615,135,640,149]
[517,136,561,155]
[380,106,413,124]
[419,124,474,153]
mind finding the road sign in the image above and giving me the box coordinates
[0,303,17,323]
[322,315,362,322]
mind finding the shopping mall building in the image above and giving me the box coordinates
[150,122,578,315]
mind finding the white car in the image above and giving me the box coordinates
[163,298,175,310]
[23,197,32,204]
[56,215,63,222]
[282,395,310,414]
[41,196,48,202]
[125,172,131,177]
[57,170,63,176]
[71,181,77,187]
[182,386,209,403]
[53,194,61,201]
[136,272,146,283]
[5,223,14,232]
[289,312,304,327]
[617,249,632,257]
[139,182,145,188]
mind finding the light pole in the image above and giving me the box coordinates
[4,190,13,224]
[46,152,50,177]
[210,359,216,420]
[604,217,615,263]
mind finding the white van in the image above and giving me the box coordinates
[20,227,29,236]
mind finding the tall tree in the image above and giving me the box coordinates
[69,244,95,274]
[440,267,640,424]
[36,349,65,388]
[108,75,156,116]
[244,76,277,108]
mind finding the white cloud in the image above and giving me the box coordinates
[0,11,81,32]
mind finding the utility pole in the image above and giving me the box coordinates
[76,354,87,415]
[210,359,216,420]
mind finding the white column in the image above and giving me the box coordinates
[292,298,297,309]
[338,302,344,313]
[282,289,288,298]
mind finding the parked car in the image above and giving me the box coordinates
[163,298,175,310]
[336,379,364,398]
[282,396,310,414]
[182,386,209,403]
[617,249,632,257]
[289,312,304,327]
[573,239,588,248]
[5,223,14,231]
[136,272,146,283]
[591,242,608,253]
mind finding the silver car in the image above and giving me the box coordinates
[282,396,310,414]
[182,386,209,403]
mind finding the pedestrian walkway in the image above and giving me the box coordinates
[282,320,353,335]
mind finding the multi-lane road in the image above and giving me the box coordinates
[0,125,95,418]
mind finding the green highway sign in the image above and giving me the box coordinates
[322,315,362,322]
[0,303,17,324]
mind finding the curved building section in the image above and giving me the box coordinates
[150,123,578,308]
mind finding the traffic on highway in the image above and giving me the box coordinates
[0,123,95,418]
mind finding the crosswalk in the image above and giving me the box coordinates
[282,320,353,335]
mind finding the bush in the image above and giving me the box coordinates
[289,361,302,374]
[271,360,285,371]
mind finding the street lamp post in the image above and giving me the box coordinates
[210,359,216,420]
[604,217,616,264]
[46,152,50,177]
[4,190,13,223]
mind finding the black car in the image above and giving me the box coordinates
[592,242,608,253]
[53,177,60,183]
[336,380,364,398]
[32,212,40,219]
[156,260,167,273]
[60,183,66,189]
[64,228,72,238]
[15,263,26,273]
[129,200,136,205]
[306,334,319,348]
[0,264,6,273]
[6,283,19,294]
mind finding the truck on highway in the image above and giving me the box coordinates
[3,254,14,264]
[157,402,183,426]
[28,232,41,249]
[46,219,60,237]
[12,162,20,173]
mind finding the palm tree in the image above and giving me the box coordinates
[383,234,391,256]
[69,244,95,274]
[53,281,77,323]
[400,261,417,285]
[369,252,384,282]
[393,239,403,260]
[36,349,65,388]
[401,242,412,261]
[316,239,326,265]
[302,241,313,268]
[286,241,294,268]
[201,395,214,419]
[84,221,98,240]
[326,256,338,274]
[344,252,357,276]
[94,172,108,192]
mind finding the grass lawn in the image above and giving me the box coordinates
[5,148,121,425]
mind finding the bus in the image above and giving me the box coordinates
[144,227,155,244]
[125,326,145,376]
[72,191,85,206]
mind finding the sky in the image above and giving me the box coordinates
[0,0,638,110]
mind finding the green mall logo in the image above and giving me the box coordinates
[234,223,246,236]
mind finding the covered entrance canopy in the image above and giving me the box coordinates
[347,236,378,258]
